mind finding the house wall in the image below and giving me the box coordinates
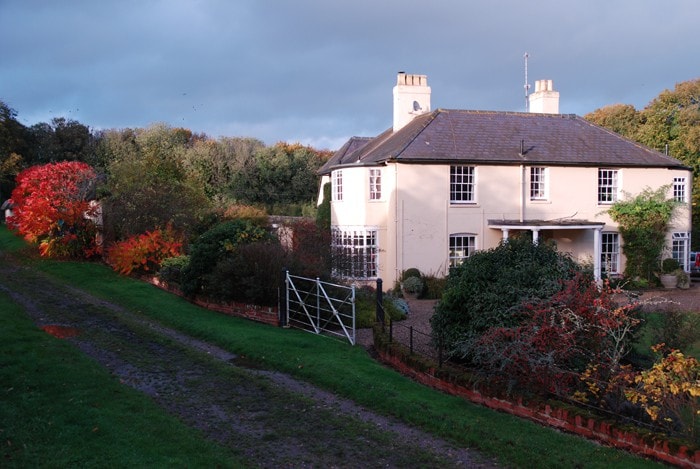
[331,163,693,286]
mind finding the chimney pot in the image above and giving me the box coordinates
[393,72,431,132]
[528,79,559,114]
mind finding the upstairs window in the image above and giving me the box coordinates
[598,169,619,204]
[450,166,475,204]
[673,177,687,203]
[530,167,548,200]
[369,169,382,200]
[332,170,343,201]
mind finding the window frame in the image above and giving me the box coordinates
[601,232,620,275]
[448,233,476,268]
[332,170,343,202]
[331,227,378,279]
[672,232,690,271]
[598,168,619,205]
[530,166,548,201]
[369,168,382,201]
[450,165,476,204]
[673,177,687,203]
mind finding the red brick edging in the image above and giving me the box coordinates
[377,348,699,468]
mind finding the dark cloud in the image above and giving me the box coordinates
[1,0,697,150]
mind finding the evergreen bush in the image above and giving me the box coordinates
[206,241,288,306]
[181,220,272,296]
[431,236,581,361]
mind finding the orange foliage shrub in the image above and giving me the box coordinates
[223,204,268,226]
[107,225,183,275]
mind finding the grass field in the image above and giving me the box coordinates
[0,226,664,468]
[0,291,243,467]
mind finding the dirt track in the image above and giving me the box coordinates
[0,254,501,468]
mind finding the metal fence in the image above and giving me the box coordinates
[386,320,444,365]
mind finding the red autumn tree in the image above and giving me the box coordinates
[8,161,100,258]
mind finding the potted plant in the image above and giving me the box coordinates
[660,258,680,289]
[676,268,691,289]
[401,276,424,299]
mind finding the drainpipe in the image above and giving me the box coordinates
[593,228,602,282]
[519,164,525,222]
[395,163,400,284]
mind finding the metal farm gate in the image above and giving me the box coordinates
[281,270,356,345]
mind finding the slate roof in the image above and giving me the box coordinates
[319,109,688,174]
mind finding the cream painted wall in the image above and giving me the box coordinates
[330,163,693,286]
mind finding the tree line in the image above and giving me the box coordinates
[0,104,331,242]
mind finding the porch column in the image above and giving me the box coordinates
[593,228,602,282]
[502,229,509,241]
[532,229,539,244]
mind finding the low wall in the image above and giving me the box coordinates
[375,335,699,468]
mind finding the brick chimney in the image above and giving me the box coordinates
[393,72,431,132]
[528,79,559,114]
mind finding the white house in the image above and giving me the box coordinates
[318,73,692,286]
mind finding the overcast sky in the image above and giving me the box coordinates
[1,0,697,150]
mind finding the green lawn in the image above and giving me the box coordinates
[0,291,243,467]
[0,226,664,468]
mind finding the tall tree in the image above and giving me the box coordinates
[0,101,28,200]
[103,124,209,241]
[182,136,265,203]
[25,117,97,166]
[584,103,640,139]
[636,79,700,171]
[585,78,700,248]
[230,142,329,208]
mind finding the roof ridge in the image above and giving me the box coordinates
[436,108,578,118]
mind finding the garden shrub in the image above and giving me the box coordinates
[8,161,101,259]
[205,241,288,306]
[422,274,446,300]
[181,219,272,297]
[223,204,268,226]
[661,257,681,273]
[387,297,409,317]
[315,182,331,230]
[157,255,190,286]
[472,273,641,396]
[642,310,700,355]
[401,276,424,295]
[354,288,407,328]
[285,218,332,279]
[106,225,183,276]
[401,268,422,281]
[625,346,700,443]
[606,186,679,282]
[431,236,581,361]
